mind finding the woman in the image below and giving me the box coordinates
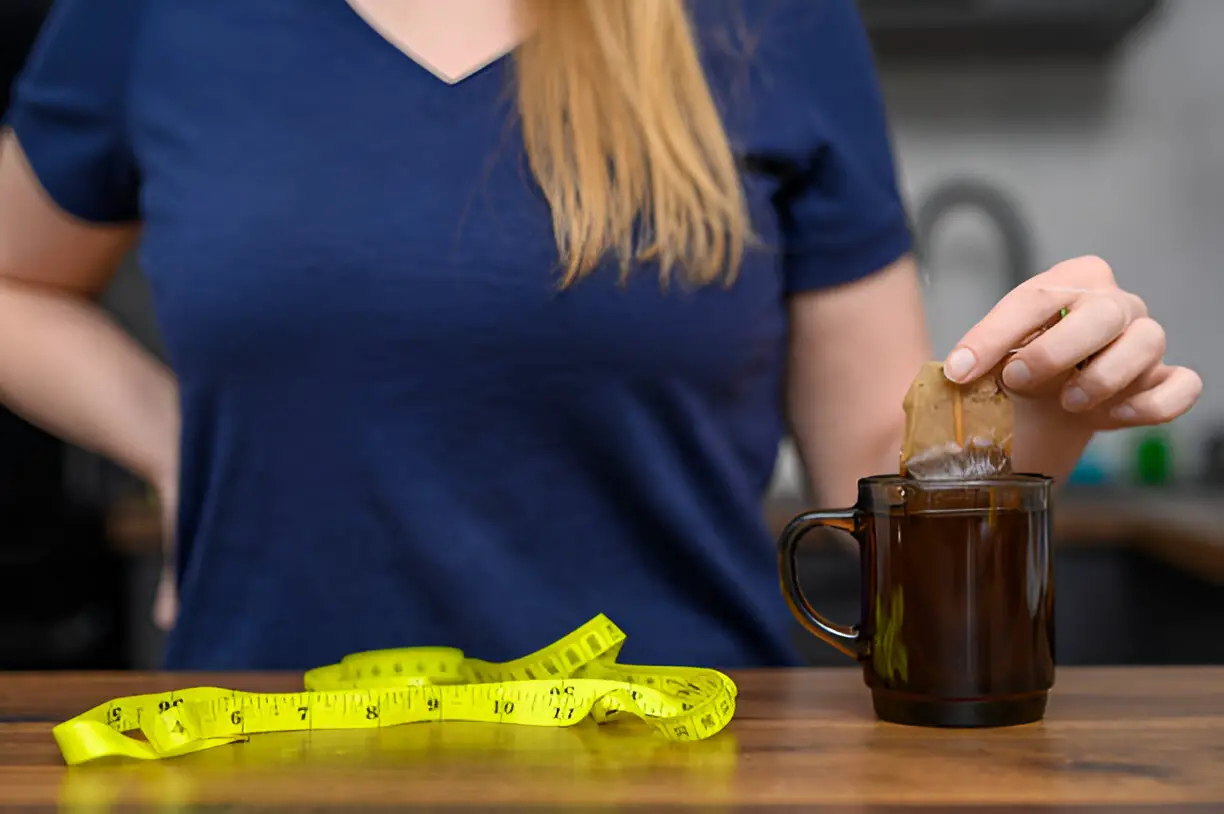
[0,0,1200,671]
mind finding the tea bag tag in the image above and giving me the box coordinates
[900,361,1013,481]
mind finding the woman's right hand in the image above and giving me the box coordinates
[2,132,184,629]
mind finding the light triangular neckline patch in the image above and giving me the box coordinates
[344,0,524,86]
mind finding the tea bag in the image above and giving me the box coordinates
[900,361,1013,481]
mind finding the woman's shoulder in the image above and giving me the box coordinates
[16,0,147,58]
[9,0,149,119]
[690,0,876,71]
[690,0,891,147]
[689,1,910,292]
[690,0,887,128]
[5,0,147,225]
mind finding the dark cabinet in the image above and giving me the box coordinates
[859,0,1162,60]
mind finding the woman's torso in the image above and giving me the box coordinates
[11,0,910,670]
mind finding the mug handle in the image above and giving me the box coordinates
[777,508,868,660]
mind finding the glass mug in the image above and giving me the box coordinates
[778,474,1055,727]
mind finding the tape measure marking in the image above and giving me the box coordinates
[52,614,738,765]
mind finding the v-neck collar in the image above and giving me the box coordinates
[341,0,524,87]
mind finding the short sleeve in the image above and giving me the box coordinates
[744,0,912,294]
[3,0,143,223]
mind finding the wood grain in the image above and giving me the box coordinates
[2,667,1222,810]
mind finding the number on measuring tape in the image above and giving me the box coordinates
[50,613,739,765]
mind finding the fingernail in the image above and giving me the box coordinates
[1003,360,1032,388]
[1112,403,1138,421]
[1063,386,1089,411]
[944,348,977,382]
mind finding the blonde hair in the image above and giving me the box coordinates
[515,0,751,287]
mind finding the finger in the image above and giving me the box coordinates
[1056,317,1166,411]
[1001,290,1141,392]
[1095,362,1175,410]
[1109,365,1203,425]
[945,286,1077,382]
[946,254,1143,383]
[1039,254,1118,287]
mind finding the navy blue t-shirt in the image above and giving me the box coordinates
[7,0,910,670]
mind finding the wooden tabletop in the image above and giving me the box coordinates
[3,667,1223,811]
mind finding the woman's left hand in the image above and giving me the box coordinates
[942,255,1202,433]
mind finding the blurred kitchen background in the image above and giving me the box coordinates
[1,0,1221,671]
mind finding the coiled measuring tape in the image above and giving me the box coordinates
[52,614,738,766]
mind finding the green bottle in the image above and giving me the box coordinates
[1135,430,1173,486]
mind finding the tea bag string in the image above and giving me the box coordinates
[1006,299,1076,357]
[953,386,964,450]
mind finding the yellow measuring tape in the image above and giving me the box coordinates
[52,614,738,766]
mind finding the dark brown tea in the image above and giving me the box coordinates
[861,505,1054,727]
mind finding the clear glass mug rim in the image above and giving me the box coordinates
[858,472,1053,491]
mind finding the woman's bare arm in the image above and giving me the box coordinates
[0,130,179,494]
[786,255,931,507]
